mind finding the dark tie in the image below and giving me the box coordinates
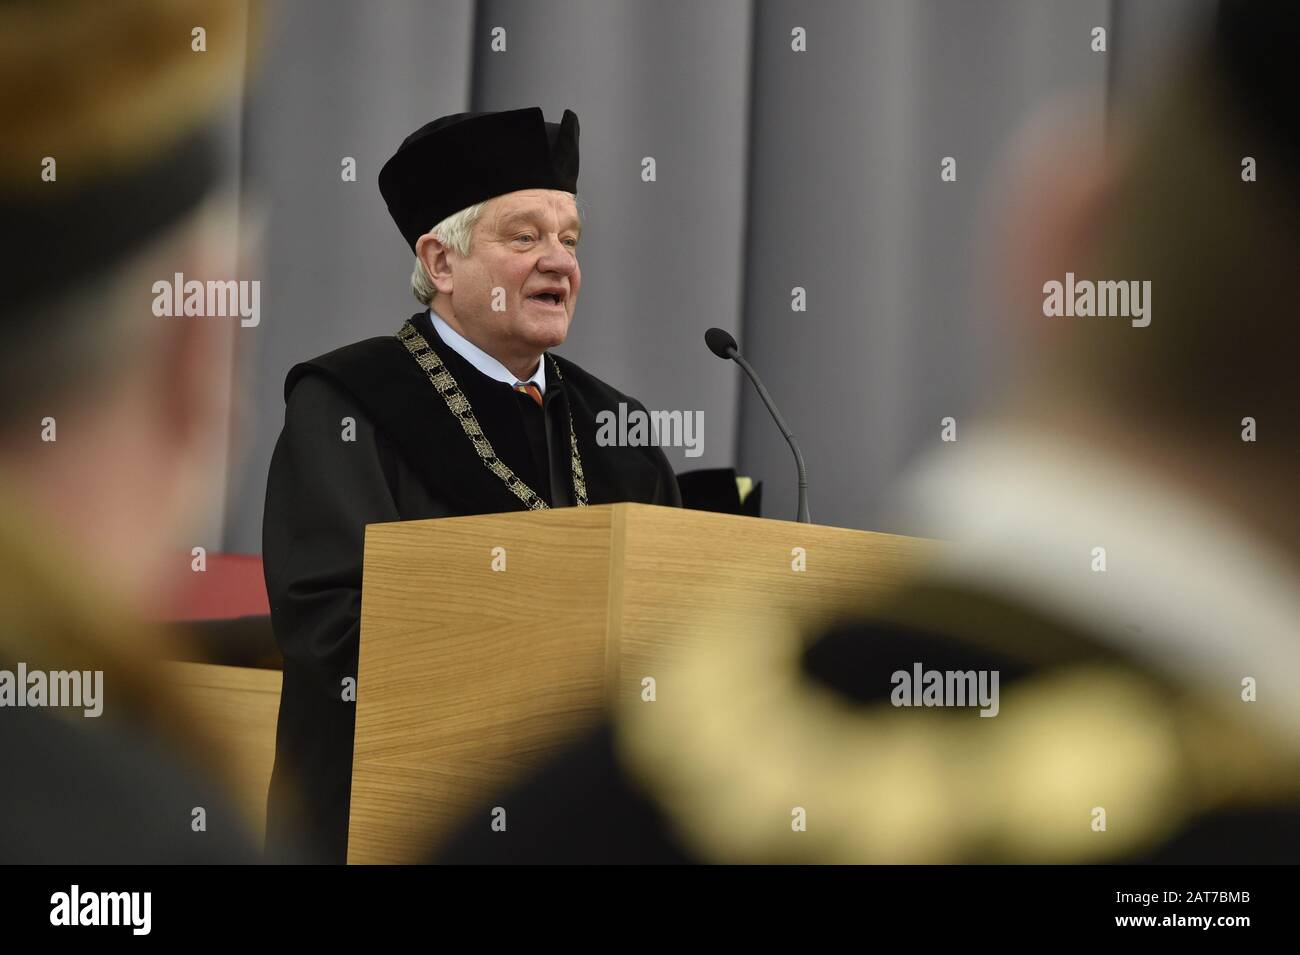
[513,381,543,407]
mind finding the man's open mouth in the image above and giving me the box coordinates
[528,291,566,306]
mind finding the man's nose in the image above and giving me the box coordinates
[536,235,577,274]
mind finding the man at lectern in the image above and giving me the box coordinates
[262,108,681,862]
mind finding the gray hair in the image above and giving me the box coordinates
[410,192,584,305]
[410,200,487,305]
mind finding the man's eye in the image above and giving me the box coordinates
[563,238,578,249]
[515,234,536,243]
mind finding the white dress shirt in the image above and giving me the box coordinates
[429,308,546,395]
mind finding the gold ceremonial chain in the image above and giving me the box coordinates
[397,320,588,509]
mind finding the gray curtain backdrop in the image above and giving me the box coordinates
[223,0,1213,552]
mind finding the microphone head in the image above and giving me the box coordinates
[705,327,739,359]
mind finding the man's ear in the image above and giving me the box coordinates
[416,233,455,294]
[990,96,1127,339]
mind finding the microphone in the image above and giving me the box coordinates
[705,328,810,523]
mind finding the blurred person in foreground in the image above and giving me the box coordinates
[0,0,261,862]
[435,0,1300,863]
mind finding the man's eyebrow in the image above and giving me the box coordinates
[498,211,582,233]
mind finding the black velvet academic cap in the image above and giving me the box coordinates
[378,107,580,254]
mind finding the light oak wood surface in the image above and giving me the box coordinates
[164,660,281,847]
[349,503,936,864]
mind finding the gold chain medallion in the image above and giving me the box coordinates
[397,320,588,509]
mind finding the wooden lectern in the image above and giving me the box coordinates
[347,503,935,864]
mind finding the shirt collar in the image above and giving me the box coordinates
[897,423,1300,744]
[428,308,546,395]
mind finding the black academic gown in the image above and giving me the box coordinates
[262,310,680,863]
[0,704,260,863]
[433,579,1300,865]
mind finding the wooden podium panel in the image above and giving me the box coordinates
[609,503,936,703]
[349,504,936,863]
[164,661,281,846]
